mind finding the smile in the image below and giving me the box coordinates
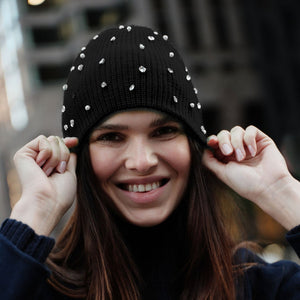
[118,179,169,193]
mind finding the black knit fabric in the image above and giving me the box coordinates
[0,219,55,263]
[114,202,187,299]
[62,25,207,149]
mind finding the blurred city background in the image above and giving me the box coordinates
[0,0,300,262]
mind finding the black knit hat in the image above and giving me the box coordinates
[62,25,207,148]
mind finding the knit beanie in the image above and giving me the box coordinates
[61,25,207,149]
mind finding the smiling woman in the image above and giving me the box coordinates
[89,110,191,226]
[1,25,300,300]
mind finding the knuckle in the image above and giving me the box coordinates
[13,151,19,162]
[48,135,59,144]
[217,130,230,138]
[38,134,46,140]
[230,126,243,134]
[246,125,256,132]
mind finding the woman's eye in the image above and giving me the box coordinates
[96,132,123,143]
[152,126,180,138]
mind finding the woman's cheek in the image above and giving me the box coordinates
[161,138,191,171]
[89,147,118,181]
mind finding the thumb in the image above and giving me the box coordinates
[202,149,225,180]
[63,137,79,149]
[66,153,77,175]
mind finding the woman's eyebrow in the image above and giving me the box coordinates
[149,116,178,127]
[95,115,178,131]
[94,124,129,131]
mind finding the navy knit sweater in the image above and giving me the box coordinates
[1,215,300,299]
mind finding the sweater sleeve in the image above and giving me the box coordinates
[237,225,300,299]
[0,218,55,299]
[286,224,300,258]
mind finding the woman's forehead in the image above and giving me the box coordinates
[99,109,178,126]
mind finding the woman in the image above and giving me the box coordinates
[1,25,300,299]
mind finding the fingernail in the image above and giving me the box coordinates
[221,143,232,155]
[236,148,244,161]
[45,167,54,176]
[57,161,67,173]
[63,137,71,142]
[248,145,255,157]
[38,160,46,167]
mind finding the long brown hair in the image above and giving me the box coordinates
[47,135,241,299]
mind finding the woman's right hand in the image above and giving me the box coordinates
[10,135,78,236]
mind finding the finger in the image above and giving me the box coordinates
[244,125,258,157]
[202,149,226,181]
[34,136,53,167]
[230,126,246,161]
[66,153,77,175]
[56,137,71,173]
[63,137,79,149]
[41,136,61,176]
[207,135,219,149]
[216,130,234,156]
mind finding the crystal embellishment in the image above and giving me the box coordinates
[168,68,174,74]
[169,52,174,58]
[70,66,75,71]
[110,36,116,42]
[148,36,155,41]
[129,84,135,91]
[139,44,145,50]
[119,25,124,29]
[201,126,207,134]
[61,105,66,113]
[173,96,178,103]
[186,74,191,81]
[101,81,107,88]
[99,58,105,64]
[93,35,98,40]
[190,102,195,108]
[78,64,83,71]
[139,66,146,73]
[70,119,74,127]
[194,88,198,94]
[64,124,68,131]
[80,53,85,59]
[62,84,68,91]
[127,26,132,32]
[197,102,201,109]
[85,105,91,111]
[163,35,168,40]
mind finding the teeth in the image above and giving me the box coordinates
[152,182,158,190]
[126,181,161,193]
[138,185,145,192]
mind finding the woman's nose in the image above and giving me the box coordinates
[124,139,158,173]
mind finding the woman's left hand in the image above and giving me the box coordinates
[202,125,300,230]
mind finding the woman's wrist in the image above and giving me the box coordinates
[255,175,300,230]
[10,197,62,236]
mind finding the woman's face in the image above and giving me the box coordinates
[89,110,191,226]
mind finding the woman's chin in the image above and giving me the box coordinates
[123,209,171,227]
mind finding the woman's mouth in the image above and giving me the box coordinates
[118,179,169,193]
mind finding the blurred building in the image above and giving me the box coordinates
[0,0,299,243]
